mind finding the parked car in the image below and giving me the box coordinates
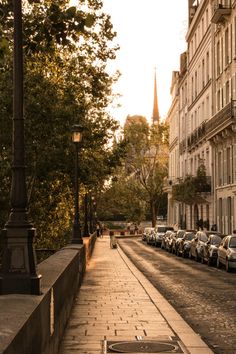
[189,231,209,261]
[160,232,169,249]
[201,234,224,265]
[177,231,196,257]
[153,225,174,247]
[165,231,177,252]
[146,228,155,245]
[217,235,236,272]
[142,227,154,242]
[172,229,186,254]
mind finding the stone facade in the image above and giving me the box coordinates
[166,0,236,233]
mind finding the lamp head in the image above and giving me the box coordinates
[72,124,84,143]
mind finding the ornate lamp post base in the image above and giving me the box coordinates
[0,227,41,295]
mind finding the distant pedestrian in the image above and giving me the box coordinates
[109,231,117,249]
[96,223,100,237]
[100,223,105,237]
[127,222,131,233]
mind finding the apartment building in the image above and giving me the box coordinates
[166,71,180,226]
[208,0,236,233]
[166,0,236,233]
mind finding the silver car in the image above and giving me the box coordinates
[142,227,154,242]
[154,225,174,247]
[189,231,208,261]
[146,228,155,245]
[217,235,236,272]
[201,234,223,266]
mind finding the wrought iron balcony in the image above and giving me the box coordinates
[206,100,236,139]
[211,1,231,23]
[187,121,207,151]
[179,139,186,154]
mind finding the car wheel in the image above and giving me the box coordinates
[216,257,221,269]
[226,260,231,272]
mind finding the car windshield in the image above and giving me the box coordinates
[229,237,236,248]
[185,233,195,240]
[210,235,222,245]
[177,231,185,238]
[157,227,167,232]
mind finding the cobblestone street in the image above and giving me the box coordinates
[118,237,236,354]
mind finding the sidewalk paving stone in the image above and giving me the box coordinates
[58,236,214,354]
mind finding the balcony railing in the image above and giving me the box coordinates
[211,1,232,23]
[206,100,236,138]
[179,139,186,154]
[187,121,207,151]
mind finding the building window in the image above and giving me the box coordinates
[217,89,221,111]
[225,27,229,66]
[191,76,194,102]
[206,52,210,82]
[227,147,231,184]
[195,71,197,98]
[219,198,223,233]
[218,151,222,186]
[206,95,210,117]
[202,101,205,123]
[202,59,205,88]
[206,149,209,175]
[202,17,204,38]
[216,41,220,76]
[227,197,232,234]
[226,80,230,104]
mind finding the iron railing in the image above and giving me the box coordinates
[206,100,236,137]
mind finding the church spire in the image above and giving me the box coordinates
[152,68,160,125]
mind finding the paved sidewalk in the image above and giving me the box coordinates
[59,236,214,354]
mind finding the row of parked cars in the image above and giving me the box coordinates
[142,225,236,272]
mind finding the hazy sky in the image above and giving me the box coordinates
[102,0,188,126]
[70,0,188,126]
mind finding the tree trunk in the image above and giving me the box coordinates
[150,199,156,227]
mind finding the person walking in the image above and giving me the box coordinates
[96,223,100,237]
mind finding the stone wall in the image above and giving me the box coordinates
[0,233,96,354]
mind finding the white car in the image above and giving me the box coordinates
[217,235,236,272]
[142,227,154,242]
[153,225,174,247]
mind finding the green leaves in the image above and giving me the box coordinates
[85,13,95,27]
[0,0,120,249]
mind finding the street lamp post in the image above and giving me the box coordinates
[89,192,93,234]
[0,0,41,295]
[71,125,84,244]
[83,192,89,237]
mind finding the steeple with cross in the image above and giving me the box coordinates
[152,68,160,126]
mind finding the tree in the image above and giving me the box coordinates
[97,118,169,226]
[0,0,123,249]
[124,119,169,226]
